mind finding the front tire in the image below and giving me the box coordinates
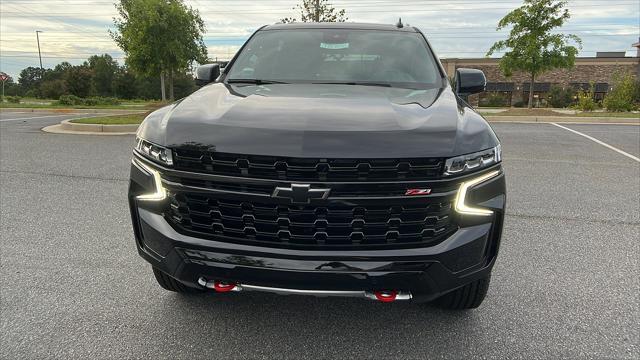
[434,275,491,310]
[152,267,203,293]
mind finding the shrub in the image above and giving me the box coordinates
[58,95,120,106]
[574,83,597,112]
[58,94,83,106]
[547,85,575,108]
[82,98,98,106]
[6,96,21,103]
[513,100,525,108]
[603,72,637,112]
[91,96,121,105]
[23,89,38,98]
[40,79,68,100]
[480,92,509,107]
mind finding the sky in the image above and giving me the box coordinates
[1,0,639,79]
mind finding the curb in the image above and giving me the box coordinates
[485,116,639,124]
[60,119,139,133]
[42,123,136,135]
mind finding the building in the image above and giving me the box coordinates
[440,44,640,107]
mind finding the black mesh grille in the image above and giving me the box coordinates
[167,192,456,248]
[173,150,444,182]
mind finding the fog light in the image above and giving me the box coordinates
[454,170,500,216]
[135,160,166,201]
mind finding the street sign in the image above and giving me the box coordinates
[0,71,8,101]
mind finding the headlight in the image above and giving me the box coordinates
[444,145,501,176]
[134,159,166,201]
[134,137,173,166]
[454,170,500,216]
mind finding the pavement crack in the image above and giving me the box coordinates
[0,169,128,183]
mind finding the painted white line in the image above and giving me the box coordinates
[489,120,639,126]
[0,113,82,122]
[551,122,640,163]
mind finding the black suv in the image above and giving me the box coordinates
[129,22,505,309]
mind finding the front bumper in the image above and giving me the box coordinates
[132,207,503,303]
[129,157,505,303]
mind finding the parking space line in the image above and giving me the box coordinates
[551,122,640,163]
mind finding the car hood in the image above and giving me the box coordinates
[138,83,498,158]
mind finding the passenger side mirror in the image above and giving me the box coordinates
[195,64,221,86]
[455,68,486,96]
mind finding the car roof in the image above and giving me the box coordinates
[262,22,418,33]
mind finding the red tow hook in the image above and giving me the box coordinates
[213,281,238,293]
[373,290,398,303]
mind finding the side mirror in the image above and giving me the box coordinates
[455,68,486,96]
[195,64,221,86]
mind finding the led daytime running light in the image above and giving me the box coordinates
[135,160,166,201]
[454,170,500,216]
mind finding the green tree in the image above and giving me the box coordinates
[2,76,22,97]
[603,72,637,112]
[43,62,72,82]
[87,54,119,96]
[113,67,138,99]
[40,79,68,99]
[64,65,92,97]
[281,0,347,23]
[487,0,581,108]
[111,0,207,101]
[18,67,44,96]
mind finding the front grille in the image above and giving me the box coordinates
[167,192,456,248]
[173,150,444,182]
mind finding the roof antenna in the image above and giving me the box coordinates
[396,17,404,28]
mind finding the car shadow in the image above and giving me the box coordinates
[154,290,484,354]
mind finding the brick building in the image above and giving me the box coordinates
[440,45,640,107]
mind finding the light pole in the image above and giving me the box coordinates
[35,30,44,76]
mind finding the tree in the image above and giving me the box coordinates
[113,67,138,99]
[2,76,22,97]
[111,0,207,101]
[487,0,581,108]
[43,62,72,82]
[87,54,119,96]
[64,65,92,97]
[281,0,347,23]
[18,67,44,96]
[40,79,68,99]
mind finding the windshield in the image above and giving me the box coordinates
[225,29,444,88]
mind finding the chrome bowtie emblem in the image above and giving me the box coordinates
[272,184,331,204]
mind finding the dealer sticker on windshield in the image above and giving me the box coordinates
[320,42,349,49]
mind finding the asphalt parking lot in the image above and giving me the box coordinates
[1,111,638,359]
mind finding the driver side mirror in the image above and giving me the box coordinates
[195,64,221,86]
[455,68,486,96]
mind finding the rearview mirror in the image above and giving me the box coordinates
[195,64,221,86]
[455,68,486,96]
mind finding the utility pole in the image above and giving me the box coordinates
[314,0,320,22]
[35,30,44,77]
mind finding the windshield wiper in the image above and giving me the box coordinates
[226,79,288,85]
[312,81,392,87]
